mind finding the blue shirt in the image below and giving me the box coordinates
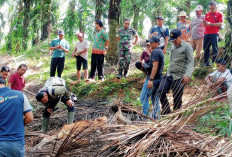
[49,38,70,58]
[150,26,169,47]
[0,87,32,145]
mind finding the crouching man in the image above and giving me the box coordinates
[36,77,76,133]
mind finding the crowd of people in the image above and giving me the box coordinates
[0,1,232,156]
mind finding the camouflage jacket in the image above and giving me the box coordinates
[117,28,137,48]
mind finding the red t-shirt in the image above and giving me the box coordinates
[204,11,223,34]
[8,72,25,91]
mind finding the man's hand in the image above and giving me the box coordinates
[203,21,210,26]
[182,76,190,85]
[66,99,74,107]
[72,52,76,58]
[152,32,158,36]
[47,108,53,114]
[163,47,167,54]
[56,45,61,49]
[147,80,153,89]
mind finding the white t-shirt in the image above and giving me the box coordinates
[75,39,89,60]
[209,69,232,87]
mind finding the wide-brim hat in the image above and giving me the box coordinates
[178,11,188,18]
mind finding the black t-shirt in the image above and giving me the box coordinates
[147,48,164,79]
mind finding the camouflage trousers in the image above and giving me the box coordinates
[118,49,131,72]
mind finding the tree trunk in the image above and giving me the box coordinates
[225,0,232,57]
[185,1,191,18]
[41,0,51,42]
[22,0,31,50]
[67,0,76,38]
[132,4,139,30]
[107,0,121,65]
[95,0,103,21]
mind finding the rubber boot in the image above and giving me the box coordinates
[117,70,123,79]
[68,112,75,124]
[40,117,49,133]
[124,70,128,78]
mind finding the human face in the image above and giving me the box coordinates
[123,20,130,29]
[41,93,48,104]
[209,5,217,13]
[0,71,9,80]
[18,66,27,76]
[150,42,159,49]
[146,44,151,52]
[180,16,186,22]
[77,35,83,42]
[156,19,164,26]
[195,10,203,17]
[95,23,100,30]
[59,34,64,40]
[217,64,226,72]
[172,36,182,46]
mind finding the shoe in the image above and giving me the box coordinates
[40,117,49,133]
[68,112,75,124]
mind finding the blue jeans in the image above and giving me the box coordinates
[203,34,218,64]
[0,141,25,157]
[140,77,161,119]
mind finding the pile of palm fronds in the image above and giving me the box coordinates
[52,94,232,157]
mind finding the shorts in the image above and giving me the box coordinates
[76,55,88,70]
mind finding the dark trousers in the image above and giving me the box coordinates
[43,96,75,118]
[203,34,218,64]
[50,57,65,78]
[158,75,185,115]
[89,53,104,79]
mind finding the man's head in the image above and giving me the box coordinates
[209,2,217,13]
[195,5,203,17]
[17,64,27,76]
[76,32,84,41]
[156,16,164,27]
[0,65,10,80]
[216,58,227,72]
[178,11,188,22]
[170,29,182,46]
[58,30,65,40]
[123,18,130,29]
[146,43,151,52]
[146,36,160,49]
[95,20,103,30]
[36,92,49,104]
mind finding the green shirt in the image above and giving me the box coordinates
[50,38,70,58]
[167,41,194,80]
[93,29,109,50]
[117,27,137,46]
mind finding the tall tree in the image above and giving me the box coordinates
[41,0,51,42]
[95,0,103,20]
[107,0,121,65]
[22,0,31,50]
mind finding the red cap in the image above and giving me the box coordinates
[77,32,83,37]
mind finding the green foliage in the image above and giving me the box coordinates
[192,67,213,79]
[195,104,232,137]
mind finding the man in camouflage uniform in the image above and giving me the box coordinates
[116,19,138,79]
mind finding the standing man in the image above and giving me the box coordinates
[8,64,27,91]
[202,2,223,66]
[72,32,89,81]
[190,5,205,64]
[116,18,138,79]
[88,20,109,82]
[158,29,194,114]
[0,65,10,82]
[0,77,33,157]
[49,30,70,77]
[149,16,169,54]
[141,36,164,119]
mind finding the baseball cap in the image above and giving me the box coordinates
[156,16,164,20]
[58,30,65,35]
[96,20,103,27]
[146,35,160,43]
[77,32,84,37]
[195,5,203,11]
[216,58,227,65]
[170,29,182,41]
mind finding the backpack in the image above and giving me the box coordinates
[41,77,66,99]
